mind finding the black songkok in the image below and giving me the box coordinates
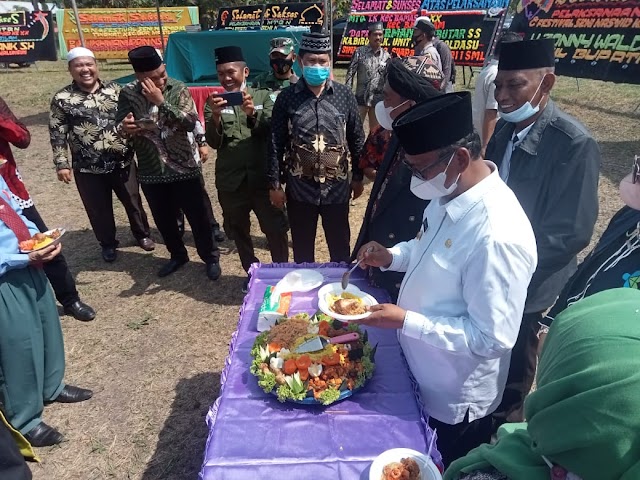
[393,92,473,155]
[498,39,556,71]
[128,46,163,73]
[215,46,245,65]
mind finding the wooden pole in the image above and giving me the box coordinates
[69,0,85,48]
[155,0,166,55]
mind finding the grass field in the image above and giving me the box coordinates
[0,61,638,479]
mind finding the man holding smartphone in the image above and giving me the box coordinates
[205,46,289,293]
[116,46,221,280]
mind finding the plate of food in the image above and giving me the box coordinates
[317,283,378,322]
[250,313,376,405]
[370,448,442,480]
[18,228,65,253]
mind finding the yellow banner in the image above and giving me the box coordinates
[59,7,197,59]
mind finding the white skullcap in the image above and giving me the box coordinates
[414,16,434,27]
[67,47,95,62]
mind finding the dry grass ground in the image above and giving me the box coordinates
[0,61,637,480]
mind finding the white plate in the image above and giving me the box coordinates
[317,282,378,322]
[369,448,442,480]
[19,228,66,253]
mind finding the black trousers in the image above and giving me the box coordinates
[494,311,543,424]
[218,182,289,272]
[141,176,219,264]
[429,412,494,468]
[177,175,221,233]
[286,198,350,264]
[0,415,31,480]
[22,206,79,308]
[74,163,150,248]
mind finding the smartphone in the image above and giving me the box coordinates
[216,91,244,107]
[134,118,156,129]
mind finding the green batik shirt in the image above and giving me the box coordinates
[204,87,274,193]
[116,77,201,184]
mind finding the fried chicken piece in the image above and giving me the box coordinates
[332,298,366,315]
[33,233,46,242]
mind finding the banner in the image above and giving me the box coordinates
[216,5,265,30]
[515,0,640,84]
[57,7,199,59]
[0,10,56,62]
[261,2,324,30]
[339,6,502,66]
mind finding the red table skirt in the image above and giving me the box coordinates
[188,85,224,123]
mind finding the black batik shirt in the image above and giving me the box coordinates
[268,78,365,205]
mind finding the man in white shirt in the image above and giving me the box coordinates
[471,32,522,154]
[355,92,537,466]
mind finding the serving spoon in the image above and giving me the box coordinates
[341,247,373,290]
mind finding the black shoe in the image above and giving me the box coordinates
[205,262,221,281]
[242,275,251,294]
[102,246,117,262]
[64,300,96,321]
[47,385,93,404]
[158,258,188,277]
[138,237,155,251]
[212,226,225,243]
[24,422,64,447]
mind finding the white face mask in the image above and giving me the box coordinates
[375,99,410,130]
[409,152,460,200]
[500,77,545,123]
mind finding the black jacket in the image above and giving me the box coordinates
[486,100,600,313]
[352,134,428,302]
[544,206,640,325]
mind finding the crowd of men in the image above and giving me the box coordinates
[2,19,639,479]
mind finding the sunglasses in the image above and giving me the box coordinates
[403,151,453,181]
[632,155,639,185]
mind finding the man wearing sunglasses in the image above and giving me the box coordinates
[355,92,537,466]
[540,154,640,339]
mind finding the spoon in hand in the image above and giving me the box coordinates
[341,247,373,290]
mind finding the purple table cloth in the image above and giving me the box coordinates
[200,263,441,480]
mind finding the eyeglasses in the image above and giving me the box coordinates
[403,150,453,181]
[632,155,639,185]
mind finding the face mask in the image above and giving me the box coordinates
[303,65,331,86]
[409,152,460,200]
[271,58,293,76]
[411,34,423,47]
[375,100,410,130]
[500,77,545,123]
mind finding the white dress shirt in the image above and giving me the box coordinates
[383,162,537,424]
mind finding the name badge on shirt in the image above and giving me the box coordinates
[254,104,263,110]
[221,107,234,115]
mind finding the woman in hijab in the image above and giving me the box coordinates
[444,287,640,480]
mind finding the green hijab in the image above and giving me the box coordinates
[445,288,640,480]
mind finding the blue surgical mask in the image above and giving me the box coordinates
[303,65,331,86]
[500,78,545,123]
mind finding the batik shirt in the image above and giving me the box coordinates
[49,80,132,174]
[345,45,390,107]
[116,77,201,184]
[268,78,365,205]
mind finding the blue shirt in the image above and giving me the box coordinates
[0,175,39,276]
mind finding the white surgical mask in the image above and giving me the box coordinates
[409,152,460,200]
[500,77,545,123]
[375,99,410,130]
